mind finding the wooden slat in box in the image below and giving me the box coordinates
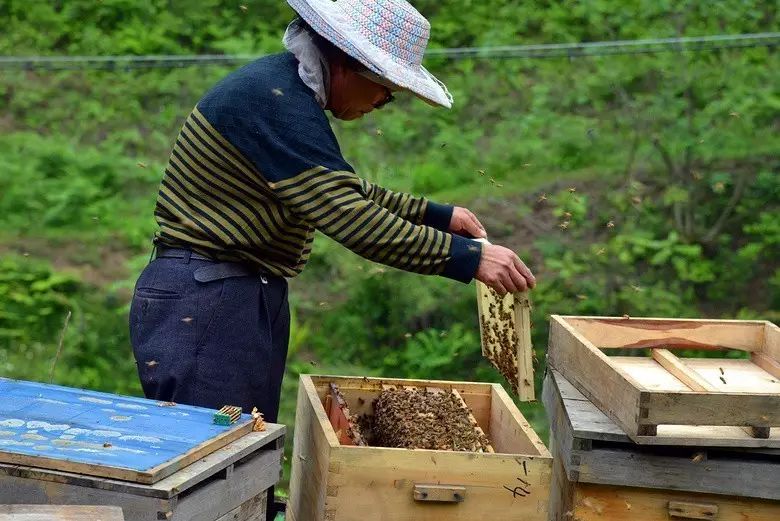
[543,370,780,521]
[287,375,552,521]
[547,316,780,447]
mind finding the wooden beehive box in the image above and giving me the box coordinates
[287,375,552,521]
[548,316,780,447]
[543,370,780,521]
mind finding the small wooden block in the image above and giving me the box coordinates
[668,500,718,520]
[413,484,466,503]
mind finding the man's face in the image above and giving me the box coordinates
[327,57,393,121]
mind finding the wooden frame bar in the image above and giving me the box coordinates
[548,316,780,447]
[476,283,535,401]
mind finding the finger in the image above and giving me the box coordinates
[498,272,521,294]
[507,264,528,293]
[491,278,508,296]
[514,256,536,289]
[468,212,487,237]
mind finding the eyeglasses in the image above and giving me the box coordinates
[373,87,395,109]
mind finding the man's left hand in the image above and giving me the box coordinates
[449,207,487,239]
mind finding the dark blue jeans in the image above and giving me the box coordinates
[129,254,290,423]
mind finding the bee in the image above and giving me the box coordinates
[181,317,193,323]
[568,187,577,193]
[404,333,412,339]
[272,88,284,96]
[729,111,740,118]
[691,170,703,180]
[440,142,447,148]
[558,221,570,230]
[137,161,147,168]
[577,294,588,301]
[103,442,112,448]
[691,451,705,463]
[522,163,531,168]
[631,196,642,204]
[622,314,630,319]
[239,4,248,11]
[563,211,572,219]
[495,182,503,188]
[606,220,615,228]
[713,182,725,193]
[596,248,606,256]
[478,169,485,176]
[630,285,643,292]
[537,193,547,203]
[375,128,383,136]
[145,360,159,367]
[309,360,318,367]
[318,301,328,307]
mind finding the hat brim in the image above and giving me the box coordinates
[286,0,452,108]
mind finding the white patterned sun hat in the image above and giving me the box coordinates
[285,0,453,108]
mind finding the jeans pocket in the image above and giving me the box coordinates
[135,287,181,299]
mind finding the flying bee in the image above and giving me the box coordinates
[568,187,577,193]
[239,5,248,11]
[596,248,606,255]
[606,220,615,228]
[478,169,485,176]
[537,193,547,203]
[137,161,147,168]
[272,88,284,96]
[563,211,572,219]
[375,128,383,136]
[558,221,570,230]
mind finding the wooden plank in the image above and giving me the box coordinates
[651,349,712,391]
[287,377,338,521]
[650,350,768,439]
[489,385,549,456]
[213,491,266,521]
[763,322,780,361]
[564,316,766,350]
[573,484,780,520]
[0,448,281,521]
[0,378,254,484]
[685,358,780,393]
[476,282,535,401]
[0,426,283,500]
[642,392,780,427]
[0,473,169,521]
[752,352,780,380]
[547,316,646,438]
[325,445,551,521]
[169,448,280,521]
[0,506,124,521]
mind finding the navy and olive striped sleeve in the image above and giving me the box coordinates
[197,61,480,282]
[360,179,454,230]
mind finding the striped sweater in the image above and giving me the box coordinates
[154,52,481,282]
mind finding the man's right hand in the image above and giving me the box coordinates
[475,243,536,295]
